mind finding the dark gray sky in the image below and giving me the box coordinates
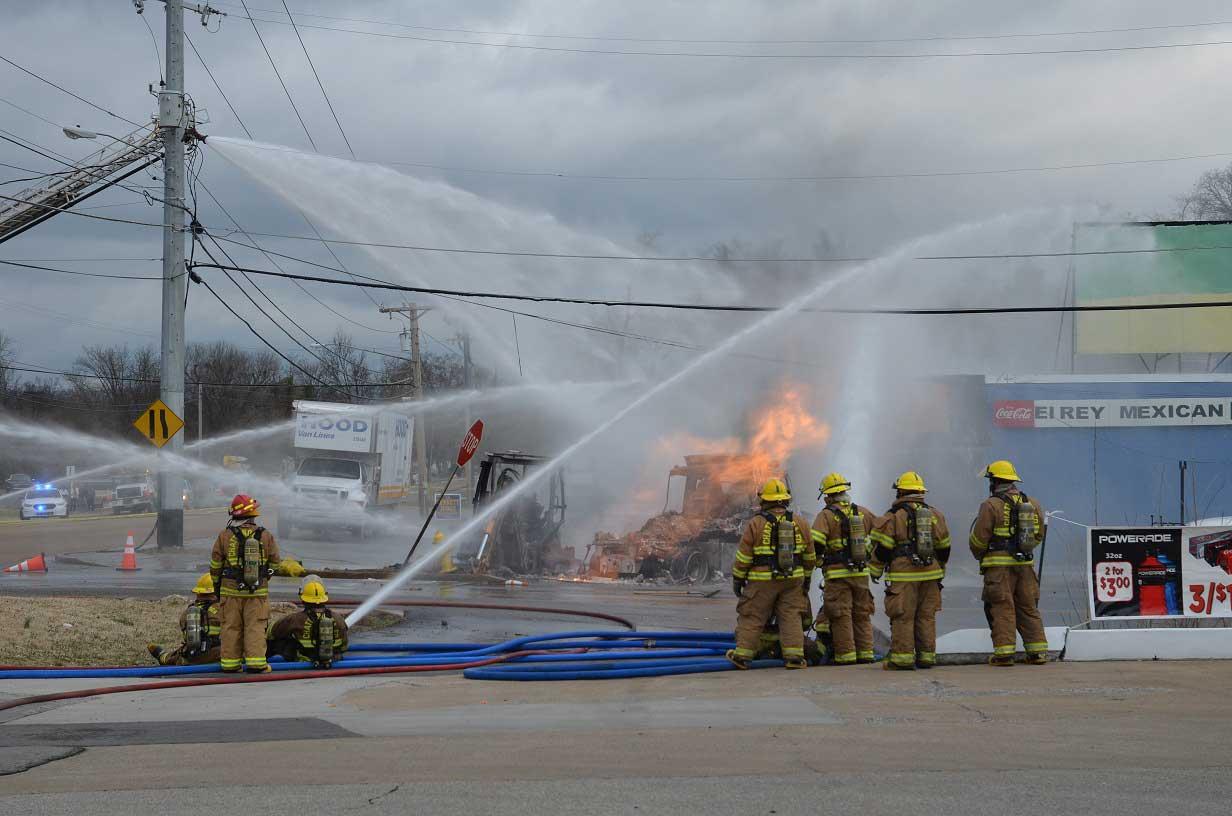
[3,0,1231,373]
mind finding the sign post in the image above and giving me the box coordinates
[403,420,483,567]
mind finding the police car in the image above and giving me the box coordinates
[20,485,69,520]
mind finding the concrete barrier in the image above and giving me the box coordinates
[1064,626,1232,661]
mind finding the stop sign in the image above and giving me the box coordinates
[456,420,484,467]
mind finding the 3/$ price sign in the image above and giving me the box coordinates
[1188,581,1232,615]
[1094,561,1134,603]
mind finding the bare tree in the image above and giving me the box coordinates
[1179,163,1232,219]
[0,331,13,397]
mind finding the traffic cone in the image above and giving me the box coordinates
[116,531,141,571]
[3,552,47,573]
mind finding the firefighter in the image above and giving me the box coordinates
[147,573,221,666]
[727,478,817,670]
[869,471,951,670]
[811,472,879,665]
[267,576,349,668]
[211,494,281,673]
[970,460,1048,666]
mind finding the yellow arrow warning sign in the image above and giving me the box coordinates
[134,399,185,448]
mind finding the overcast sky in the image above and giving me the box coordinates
[3,0,1232,374]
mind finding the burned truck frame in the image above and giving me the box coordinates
[453,451,569,576]
[586,454,776,583]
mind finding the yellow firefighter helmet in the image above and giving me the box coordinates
[892,471,927,493]
[191,572,215,595]
[759,478,792,503]
[820,472,851,496]
[984,460,1021,482]
[300,579,329,604]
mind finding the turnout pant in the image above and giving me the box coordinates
[822,576,876,664]
[733,578,808,662]
[884,580,941,667]
[982,566,1048,658]
[158,644,221,666]
[220,595,270,671]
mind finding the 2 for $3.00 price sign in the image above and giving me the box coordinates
[1094,561,1133,603]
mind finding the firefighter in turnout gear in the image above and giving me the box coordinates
[211,494,281,673]
[147,573,222,666]
[727,478,817,670]
[811,472,879,665]
[970,460,1049,666]
[267,576,349,668]
[870,471,951,670]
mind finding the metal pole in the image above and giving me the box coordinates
[157,0,188,549]
[1179,460,1187,525]
[409,304,429,516]
[197,379,204,444]
[461,332,473,508]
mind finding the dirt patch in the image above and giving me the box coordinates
[0,596,399,667]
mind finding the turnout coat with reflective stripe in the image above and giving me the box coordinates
[732,510,817,581]
[969,488,1044,569]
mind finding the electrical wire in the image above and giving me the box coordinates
[280,0,355,156]
[138,10,165,82]
[0,259,163,280]
[229,14,1232,60]
[0,55,143,127]
[187,259,1232,316]
[213,4,1232,47]
[237,0,318,150]
[185,31,254,139]
[0,95,60,128]
[219,136,1232,186]
[0,362,385,389]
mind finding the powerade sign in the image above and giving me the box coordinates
[295,412,374,453]
[994,397,1232,429]
[1088,526,1232,619]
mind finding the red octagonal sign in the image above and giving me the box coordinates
[457,420,484,467]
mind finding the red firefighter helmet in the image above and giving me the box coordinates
[229,493,260,518]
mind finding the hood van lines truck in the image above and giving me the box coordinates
[280,400,413,538]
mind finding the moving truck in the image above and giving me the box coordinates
[280,400,413,538]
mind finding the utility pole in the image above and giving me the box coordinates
[145,0,219,548]
[459,332,473,506]
[381,303,430,515]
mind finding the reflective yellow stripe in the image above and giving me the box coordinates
[744,569,808,580]
[937,536,951,548]
[811,529,826,543]
[1024,641,1049,652]
[220,658,242,668]
[869,531,895,546]
[916,651,936,664]
[981,554,1032,568]
[833,652,857,664]
[823,565,871,579]
[993,644,1016,655]
[220,587,269,597]
[888,652,915,666]
[856,650,875,660]
[732,568,749,579]
[969,532,988,552]
[733,647,756,659]
[734,552,753,563]
[244,656,268,667]
[781,647,804,657]
[885,568,944,582]
[209,559,222,568]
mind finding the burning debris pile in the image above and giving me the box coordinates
[584,388,829,583]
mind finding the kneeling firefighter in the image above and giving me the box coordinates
[728,478,817,670]
[969,460,1048,666]
[870,471,951,670]
[267,576,349,668]
[147,573,221,666]
[811,472,878,665]
[211,494,281,673]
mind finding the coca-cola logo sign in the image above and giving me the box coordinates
[994,400,1035,427]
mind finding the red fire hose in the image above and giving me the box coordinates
[0,650,550,714]
[328,599,637,631]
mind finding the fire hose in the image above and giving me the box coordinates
[326,599,637,631]
[0,631,755,711]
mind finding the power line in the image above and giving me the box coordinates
[0,55,143,127]
[187,259,1232,316]
[0,295,158,338]
[280,0,354,157]
[237,0,318,150]
[0,259,163,280]
[185,31,254,139]
[0,190,168,230]
[0,362,390,390]
[214,4,1232,47]
[222,137,1232,186]
[229,15,1232,60]
[0,95,60,128]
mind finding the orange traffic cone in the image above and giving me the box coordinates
[116,531,141,571]
[3,552,47,573]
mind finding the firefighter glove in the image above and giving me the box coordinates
[277,558,307,578]
[732,577,747,598]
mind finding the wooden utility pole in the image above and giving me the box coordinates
[380,303,430,515]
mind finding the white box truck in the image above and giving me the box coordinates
[280,400,413,539]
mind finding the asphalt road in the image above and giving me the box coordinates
[0,658,1226,814]
[0,508,227,566]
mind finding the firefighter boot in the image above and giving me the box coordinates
[784,656,808,670]
[1025,652,1048,665]
[725,649,751,670]
[146,643,164,664]
[883,660,915,671]
[988,654,1014,667]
